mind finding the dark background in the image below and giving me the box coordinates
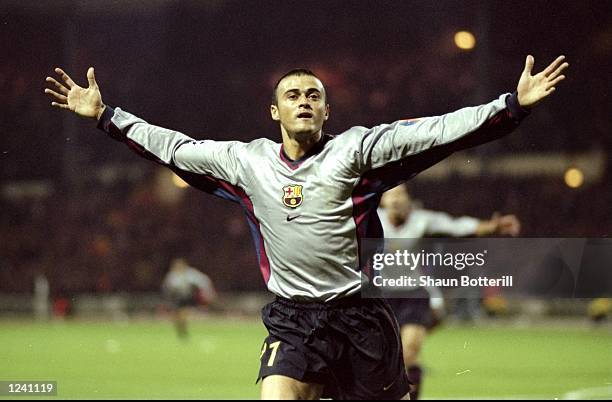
[1,0,610,294]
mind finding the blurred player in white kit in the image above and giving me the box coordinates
[162,258,217,339]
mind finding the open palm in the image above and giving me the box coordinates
[517,55,568,108]
[45,67,104,119]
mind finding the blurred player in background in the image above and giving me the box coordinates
[162,257,217,340]
[33,269,50,321]
[379,183,520,399]
[45,54,567,400]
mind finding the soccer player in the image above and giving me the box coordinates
[44,54,567,400]
[379,183,520,399]
[162,257,217,339]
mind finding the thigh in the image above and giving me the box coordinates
[261,375,323,400]
[400,324,427,365]
[400,324,427,349]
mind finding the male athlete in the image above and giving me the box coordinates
[162,257,216,339]
[44,54,567,400]
[379,183,520,399]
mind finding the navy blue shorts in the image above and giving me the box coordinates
[172,294,198,308]
[258,295,410,400]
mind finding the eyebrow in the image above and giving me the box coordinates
[283,88,322,96]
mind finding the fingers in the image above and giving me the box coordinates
[542,55,566,77]
[54,67,76,88]
[45,76,69,95]
[87,66,97,88]
[546,74,566,90]
[523,55,534,75]
[50,102,71,110]
[44,88,67,102]
[547,61,569,81]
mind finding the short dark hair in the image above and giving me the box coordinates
[271,68,326,105]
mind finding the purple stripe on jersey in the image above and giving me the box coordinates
[351,178,384,275]
[215,180,272,284]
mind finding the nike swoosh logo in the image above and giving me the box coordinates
[286,215,300,222]
[382,375,399,391]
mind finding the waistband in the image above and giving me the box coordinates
[274,293,375,310]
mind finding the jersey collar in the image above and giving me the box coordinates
[279,133,333,170]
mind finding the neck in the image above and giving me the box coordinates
[281,130,323,161]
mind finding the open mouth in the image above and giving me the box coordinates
[297,112,313,119]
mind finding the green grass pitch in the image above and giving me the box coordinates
[1,318,610,399]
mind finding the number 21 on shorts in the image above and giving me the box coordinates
[260,340,281,367]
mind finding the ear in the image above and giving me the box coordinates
[270,104,280,121]
[324,104,330,121]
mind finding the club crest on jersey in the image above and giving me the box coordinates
[282,185,303,208]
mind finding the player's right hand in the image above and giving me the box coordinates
[45,67,105,120]
[490,213,521,237]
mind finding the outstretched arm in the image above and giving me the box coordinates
[517,55,568,108]
[355,54,569,191]
[44,67,251,197]
[44,67,106,120]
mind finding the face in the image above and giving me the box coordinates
[381,185,413,225]
[270,74,329,140]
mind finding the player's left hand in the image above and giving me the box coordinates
[517,55,569,108]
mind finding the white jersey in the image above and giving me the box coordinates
[98,92,528,301]
[162,267,214,299]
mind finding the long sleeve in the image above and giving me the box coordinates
[355,93,529,185]
[351,93,530,197]
[97,106,250,189]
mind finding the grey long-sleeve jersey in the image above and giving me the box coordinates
[97,92,529,302]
